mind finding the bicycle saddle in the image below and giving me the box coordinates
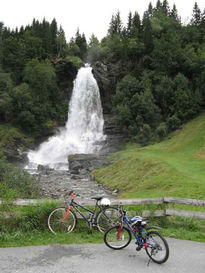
[91,196,104,201]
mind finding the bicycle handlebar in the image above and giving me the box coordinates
[69,190,80,198]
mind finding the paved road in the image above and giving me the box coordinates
[0,238,205,273]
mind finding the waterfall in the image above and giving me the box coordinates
[26,65,106,170]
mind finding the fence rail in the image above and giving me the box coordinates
[1,197,205,219]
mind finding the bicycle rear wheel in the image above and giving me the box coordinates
[48,207,77,234]
[145,231,169,264]
[104,225,132,250]
[96,207,121,233]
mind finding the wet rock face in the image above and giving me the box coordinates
[92,62,117,113]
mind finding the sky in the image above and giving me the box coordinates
[0,0,205,42]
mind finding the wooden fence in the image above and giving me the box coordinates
[1,196,205,220]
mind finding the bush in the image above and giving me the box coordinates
[166,115,181,131]
[0,201,59,232]
[156,122,167,139]
[0,152,40,199]
[66,56,83,69]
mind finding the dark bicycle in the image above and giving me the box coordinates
[48,191,120,234]
[104,204,169,264]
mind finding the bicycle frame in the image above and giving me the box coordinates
[61,192,101,227]
[71,199,98,225]
[123,214,146,246]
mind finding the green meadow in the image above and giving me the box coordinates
[94,113,205,199]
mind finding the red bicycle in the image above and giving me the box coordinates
[48,191,120,234]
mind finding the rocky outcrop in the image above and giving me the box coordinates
[2,136,30,165]
[53,58,78,102]
[92,61,118,113]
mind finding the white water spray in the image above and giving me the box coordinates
[26,65,106,170]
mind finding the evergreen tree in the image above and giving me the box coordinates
[156,0,162,11]
[56,26,67,58]
[0,22,3,63]
[192,2,201,26]
[108,11,122,36]
[162,0,170,15]
[131,12,141,38]
[171,4,179,20]
[50,18,58,55]
[127,11,132,37]
[148,2,153,17]
[143,16,153,54]
[75,29,87,60]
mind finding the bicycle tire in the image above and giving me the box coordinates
[104,225,132,250]
[48,207,77,234]
[96,207,121,233]
[145,231,169,264]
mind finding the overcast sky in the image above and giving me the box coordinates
[0,0,205,42]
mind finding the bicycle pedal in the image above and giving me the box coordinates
[136,246,142,251]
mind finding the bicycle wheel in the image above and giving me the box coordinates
[48,207,77,234]
[145,231,169,264]
[96,207,121,233]
[104,225,132,250]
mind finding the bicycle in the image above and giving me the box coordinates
[48,191,120,234]
[104,204,169,264]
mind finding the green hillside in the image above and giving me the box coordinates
[94,113,205,199]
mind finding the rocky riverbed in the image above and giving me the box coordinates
[33,168,118,200]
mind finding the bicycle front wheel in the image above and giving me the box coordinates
[48,207,77,234]
[145,231,169,264]
[104,225,132,250]
[96,207,121,233]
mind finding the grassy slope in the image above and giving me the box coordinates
[94,113,205,199]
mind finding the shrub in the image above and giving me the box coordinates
[156,122,167,139]
[0,152,40,199]
[166,115,181,131]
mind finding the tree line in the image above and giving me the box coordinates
[89,1,205,143]
[0,1,205,143]
[0,18,86,132]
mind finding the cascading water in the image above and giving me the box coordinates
[26,65,106,170]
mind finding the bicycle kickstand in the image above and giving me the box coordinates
[147,257,151,267]
[88,222,93,234]
[147,251,153,267]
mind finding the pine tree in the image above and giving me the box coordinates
[127,11,132,37]
[143,17,153,54]
[131,12,141,38]
[75,29,87,60]
[192,2,201,26]
[51,18,58,55]
[162,0,170,15]
[148,2,153,17]
[171,4,179,20]
[56,26,67,58]
[0,22,3,63]
[108,11,122,36]
[156,0,161,11]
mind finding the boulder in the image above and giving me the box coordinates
[68,154,108,174]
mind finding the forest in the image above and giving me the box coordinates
[0,0,205,144]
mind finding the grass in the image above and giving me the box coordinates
[93,113,205,200]
[0,223,104,248]
[1,214,205,247]
[0,201,205,247]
